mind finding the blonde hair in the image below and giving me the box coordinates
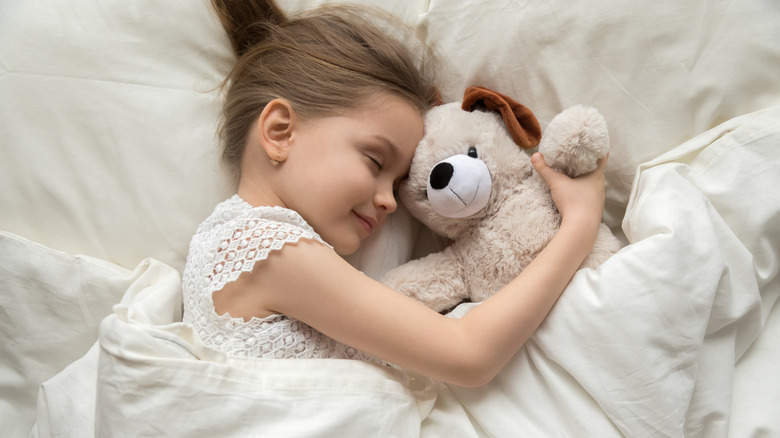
[210,0,440,179]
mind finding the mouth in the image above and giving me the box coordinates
[353,211,377,235]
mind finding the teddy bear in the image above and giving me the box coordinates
[381,86,623,313]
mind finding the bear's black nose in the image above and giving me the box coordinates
[429,162,454,190]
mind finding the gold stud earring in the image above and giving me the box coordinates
[270,152,281,167]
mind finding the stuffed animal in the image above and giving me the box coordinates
[381,86,623,313]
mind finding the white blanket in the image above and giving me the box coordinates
[23,106,779,437]
[98,269,438,437]
[444,106,780,437]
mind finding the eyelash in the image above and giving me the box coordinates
[368,155,383,171]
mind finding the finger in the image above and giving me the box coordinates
[531,152,550,173]
[531,152,563,181]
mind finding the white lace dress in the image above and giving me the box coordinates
[182,195,379,363]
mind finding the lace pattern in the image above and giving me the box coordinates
[182,195,380,363]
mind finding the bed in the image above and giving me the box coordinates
[1,0,778,436]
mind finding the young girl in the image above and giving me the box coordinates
[182,0,607,388]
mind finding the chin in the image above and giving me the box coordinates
[330,237,361,256]
[334,244,359,256]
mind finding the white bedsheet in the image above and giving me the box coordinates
[21,106,779,437]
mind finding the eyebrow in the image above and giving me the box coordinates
[372,135,401,157]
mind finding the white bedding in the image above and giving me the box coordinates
[446,106,780,437]
[12,106,780,437]
[2,0,780,436]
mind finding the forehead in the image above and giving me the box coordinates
[350,94,423,152]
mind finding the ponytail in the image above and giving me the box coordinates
[210,0,286,56]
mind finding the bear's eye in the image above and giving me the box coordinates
[467,146,478,158]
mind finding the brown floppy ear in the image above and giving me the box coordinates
[461,86,541,149]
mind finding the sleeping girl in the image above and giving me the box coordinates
[182,0,607,388]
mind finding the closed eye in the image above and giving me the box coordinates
[369,156,383,170]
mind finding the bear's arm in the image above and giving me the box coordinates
[381,247,469,314]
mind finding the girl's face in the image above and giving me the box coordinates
[281,94,424,255]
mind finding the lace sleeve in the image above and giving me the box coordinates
[182,199,384,363]
[205,212,329,294]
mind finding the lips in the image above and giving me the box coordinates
[353,211,377,235]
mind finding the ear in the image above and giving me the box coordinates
[461,86,541,149]
[256,98,296,162]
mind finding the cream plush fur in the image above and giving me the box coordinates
[382,91,623,313]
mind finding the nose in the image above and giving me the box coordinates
[374,182,398,214]
[429,162,454,190]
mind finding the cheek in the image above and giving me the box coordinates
[322,167,372,204]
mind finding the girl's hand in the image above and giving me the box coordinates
[531,152,607,227]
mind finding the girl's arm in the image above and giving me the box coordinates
[216,153,606,387]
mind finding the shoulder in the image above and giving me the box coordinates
[197,195,331,250]
[187,195,333,289]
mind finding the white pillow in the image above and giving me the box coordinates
[419,0,780,228]
[2,0,780,275]
[0,0,235,272]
